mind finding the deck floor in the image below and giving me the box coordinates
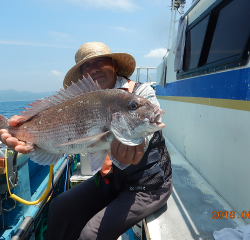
[146,136,247,240]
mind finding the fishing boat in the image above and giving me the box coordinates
[1,0,250,239]
[0,145,67,240]
[142,0,250,239]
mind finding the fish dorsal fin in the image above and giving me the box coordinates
[19,75,101,123]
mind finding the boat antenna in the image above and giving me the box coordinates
[167,0,186,51]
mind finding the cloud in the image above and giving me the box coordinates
[112,26,135,32]
[48,31,73,42]
[69,0,138,11]
[0,40,73,48]
[50,70,64,77]
[144,48,167,58]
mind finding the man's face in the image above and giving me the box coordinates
[80,57,119,89]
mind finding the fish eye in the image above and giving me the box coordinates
[128,101,139,110]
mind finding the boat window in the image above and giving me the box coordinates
[184,15,210,71]
[177,0,250,80]
[206,0,250,64]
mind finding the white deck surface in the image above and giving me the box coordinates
[146,136,247,240]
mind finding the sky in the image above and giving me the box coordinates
[0,0,193,93]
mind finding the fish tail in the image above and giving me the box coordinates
[0,115,9,130]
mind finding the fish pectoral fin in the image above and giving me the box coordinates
[87,132,113,148]
[88,150,109,174]
[54,131,110,147]
[29,148,61,166]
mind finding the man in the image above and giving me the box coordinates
[0,42,172,240]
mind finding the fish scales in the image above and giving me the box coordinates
[8,90,120,148]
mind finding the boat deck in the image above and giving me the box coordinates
[145,137,247,240]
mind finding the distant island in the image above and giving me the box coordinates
[0,89,55,101]
[0,73,157,101]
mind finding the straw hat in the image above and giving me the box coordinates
[63,42,136,88]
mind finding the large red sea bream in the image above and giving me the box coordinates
[0,76,165,172]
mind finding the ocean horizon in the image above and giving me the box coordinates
[0,100,33,119]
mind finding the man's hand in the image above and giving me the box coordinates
[111,138,145,165]
[0,115,33,154]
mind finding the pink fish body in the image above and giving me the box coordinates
[0,77,165,172]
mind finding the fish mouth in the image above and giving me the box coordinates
[150,108,165,123]
[156,122,165,129]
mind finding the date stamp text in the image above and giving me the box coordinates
[212,211,250,219]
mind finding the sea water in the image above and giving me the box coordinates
[0,100,34,119]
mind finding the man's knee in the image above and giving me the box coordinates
[49,195,67,218]
[79,224,97,240]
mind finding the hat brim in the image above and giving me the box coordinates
[63,52,136,88]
